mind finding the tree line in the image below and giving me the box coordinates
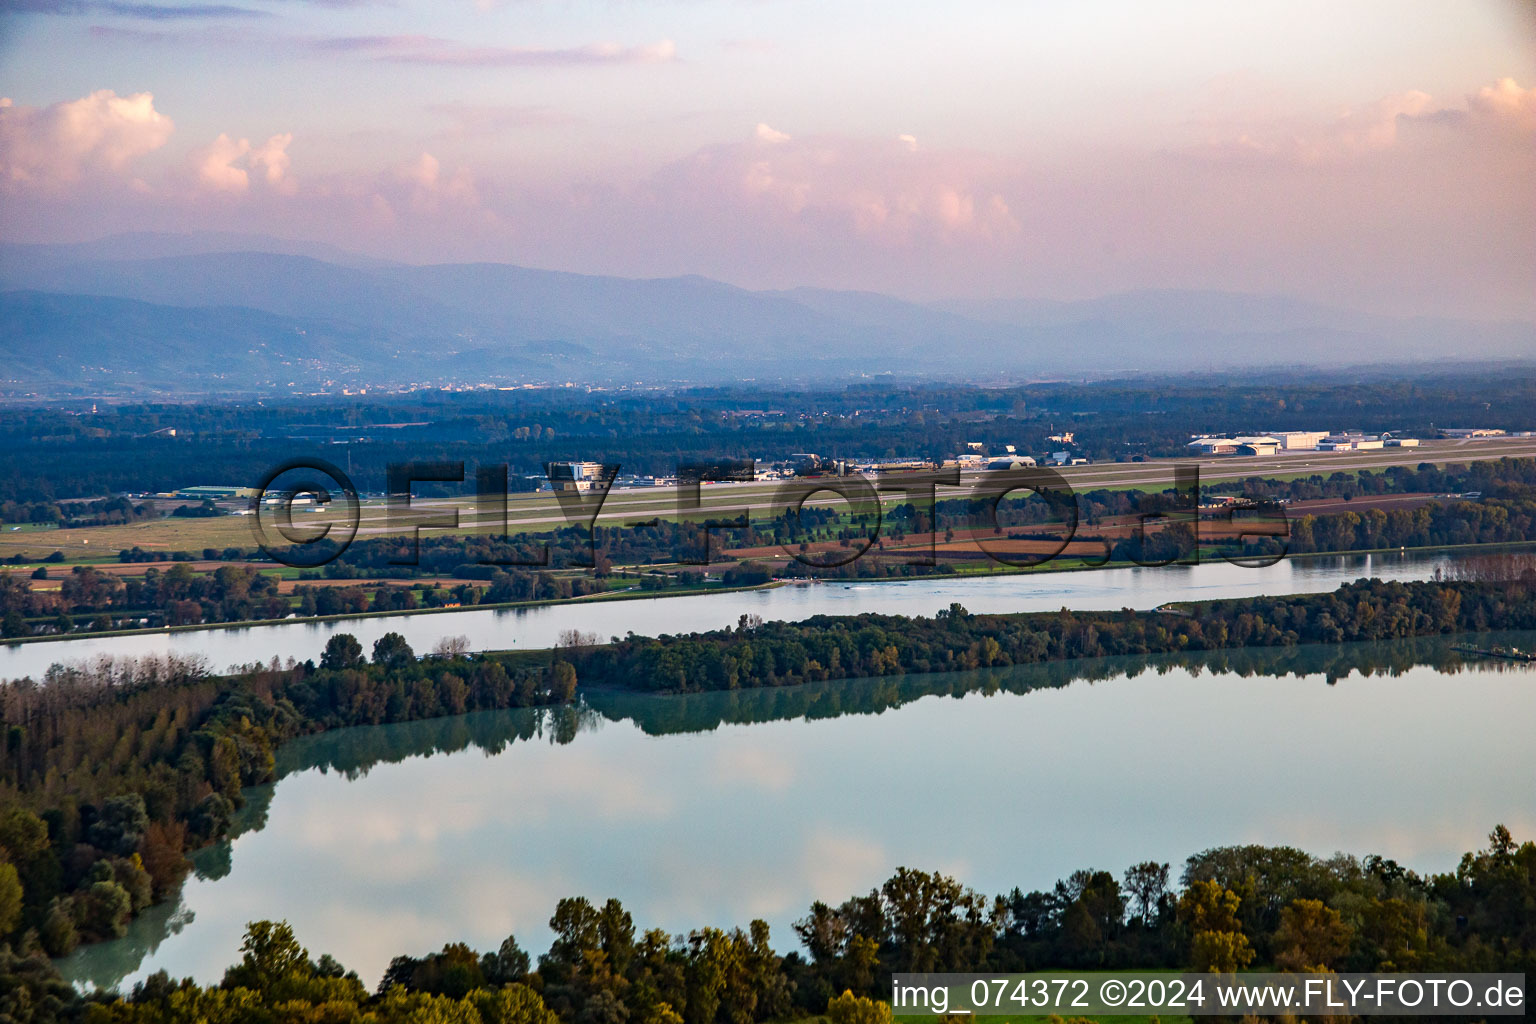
[0,826,1531,1023]
[559,578,1535,693]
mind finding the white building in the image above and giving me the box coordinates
[547,461,609,492]
[1187,436,1281,456]
[1271,430,1331,450]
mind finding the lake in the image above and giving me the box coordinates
[57,630,1536,992]
[2,550,1476,681]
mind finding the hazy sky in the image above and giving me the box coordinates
[2,0,1534,316]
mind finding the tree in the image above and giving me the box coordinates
[483,934,531,986]
[0,944,76,1021]
[372,631,416,668]
[1177,879,1242,934]
[188,792,234,842]
[406,942,486,998]
[41,898,78,956]
[471,983,563,1024]
[550,661,578,703]
[826,990,893,1024]
[1189,928,1256,972]
[1178,878,1253,972]
[1063,870,1124,954]
[1274,898,1351,971]
[224,920,311,990]
[544,897,602,975]
[76,880,133,940]
[321,633,365,671]
[1124,861,1170,926]
[88,794,149,856]
[138,821,192,898]
[434,634,471,659]
[0,862,22,936]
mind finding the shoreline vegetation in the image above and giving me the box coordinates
[12,824,1536,1024]
[5,534,1536,653]
[0,579,787,650]
[1,573,1534,972]
[3,538,1535,652]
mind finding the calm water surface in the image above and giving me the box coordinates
[2,550,1473,680]
[57,632,1536,992]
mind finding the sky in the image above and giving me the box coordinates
[1,0,1534,318]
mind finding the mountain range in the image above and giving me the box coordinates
[2,232,1532,395]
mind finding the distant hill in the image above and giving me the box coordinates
[1,233,1531,394]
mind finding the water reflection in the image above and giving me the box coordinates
[57,630,1536,992]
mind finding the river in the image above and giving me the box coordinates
[55,630,1536,992]
[2,550,1473,681]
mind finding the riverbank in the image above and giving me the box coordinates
[0,548,1492,683]
[0,578,788,648]
[10,537,1533,654]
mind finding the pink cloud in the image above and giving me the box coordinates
[426,102,575,139]
[754,123,791,144]
[0,89,173,191]
[1189,77,1535,166]
[250,133,295,193]
[317,34,678,67]
[1,76,1528,320]
[83,24,680,69]
[189,131,295,193]
[655,126,1020,245]
[1466,77,1536,133]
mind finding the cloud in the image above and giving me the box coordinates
[658,130,1020,244]
[1465,77,1536,133]
[754,122,790,144]
[192,132,250,191]
[426,101,575,139]
[189,131,295,193]
[712,744,795,793]
[249,133,295,192]
[398,151,440,189]
[4,0,268,18]
[1191,76,1536,166]
[897,133,918,152]
[0,89,173,191]
[79,22,680,71]
[318,34,678,67]
[2,75,1528,321]
[720,38,777,53]
[373,151,480,213]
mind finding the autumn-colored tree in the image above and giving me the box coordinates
[1274,898,1352,971]
[827,990,893,1024]
[551,661,578,703]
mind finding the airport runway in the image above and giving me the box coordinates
[308,436,1536,538]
